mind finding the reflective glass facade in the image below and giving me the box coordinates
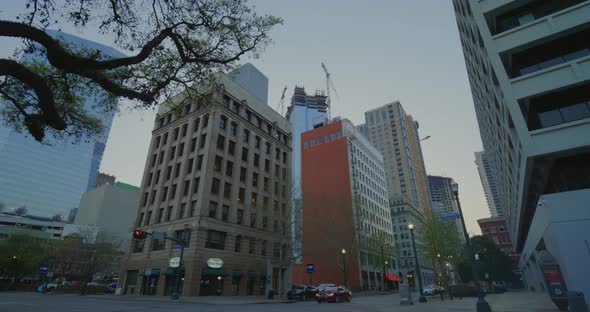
[0,31,120,219]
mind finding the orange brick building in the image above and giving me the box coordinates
[293,119,394,291]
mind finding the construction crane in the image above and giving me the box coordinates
[321,62,339,120]
[275,85,288,116]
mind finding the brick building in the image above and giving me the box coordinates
[477,216,518,261]
[120,66,292,297]
[293,118,394,291]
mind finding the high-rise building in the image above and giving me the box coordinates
[121,65,292,297]
[228,63,269,105]
[294,118,395,291]
[427,175,465,240]
[474,151,502,217]
[453,0,590,302]
[364,102,431,214]
[390,197,436,287]
[75,182,140,250]
[0,31,119,220]
[95,172,117,188]
[285,86,328,262]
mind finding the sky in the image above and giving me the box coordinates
[0,0,491,234]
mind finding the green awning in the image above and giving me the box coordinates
[165,268,178,275]
[151,269,161,276]
[232,271,244,277]
[201,268,226,276]
[247,272,258,277]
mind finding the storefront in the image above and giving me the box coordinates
[141,268,161,295]
[200,258,226,296]
[164,267,184,296]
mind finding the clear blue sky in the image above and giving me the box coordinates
[0,0,490,234]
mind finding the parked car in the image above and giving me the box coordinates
[316,286,352,303]
[423,285,437,296]
[287,285,318,300]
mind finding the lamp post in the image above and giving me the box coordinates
[341,248,347,288]
[408,223,427,303]
[452,185,492,312]
[384,260,388,291]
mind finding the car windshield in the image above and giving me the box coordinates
[322,287,338,292]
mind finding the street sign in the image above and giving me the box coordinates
[38,266,48,274]
[169,257,181,268]
[173,244,183,251]
[441,213,461,221]
[306,264,314,273]
[151,231,166,240]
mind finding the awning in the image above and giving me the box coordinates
[386,273,401,282]
[231,271,244,277]
[165,268,183,276]
[201,268,226,276]
[151,269,161,276]
[144,268,161,276]
[246,272,258,277]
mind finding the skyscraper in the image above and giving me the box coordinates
[228,63,269,105]
[363,102,431,214]
[285,86,328,262]
[427,175,465,240]
[474,151,502,217]
[453,0,590,302]
[0,31,120,219]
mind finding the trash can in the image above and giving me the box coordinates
[568,291,588,312]
[268,289,275,300]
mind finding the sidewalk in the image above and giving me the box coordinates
[81,294,296,305]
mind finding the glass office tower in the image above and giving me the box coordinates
[0,31,121,220]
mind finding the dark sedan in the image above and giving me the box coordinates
[287,285,318,300]
[316,286,351,303]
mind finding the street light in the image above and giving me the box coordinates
[341,248,347,288]
[452,184,492,312]
[408,223,427,303]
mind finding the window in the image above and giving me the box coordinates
[197,155,203,170]
[246,110,252,122]
[193,118,200,132]
[138,212,145,226]
[157,208,164,223]
[211,178,220,195]
[234,235,242,252]
[181,123,188,137]
[214,156,223,172]
[183,180,190,196]
[318,137,322,144]
[262,216,268,230]
[252,173,258,187]
[261,240,267,256]
[170,184,177,199]
[237,209,244,225]
[217,134,225,150]
[250,213,257,228]
[184,104,191,115]
[223,182,232,199]
[186,158,194,174]
[230,122,237,136]
[337,131,342,138]
[173,127,179,140]
[222,205,229,222]
[219,115,227,130]
[275,148,280,160]
[209,201,218,218]
[179,203,186,219]
[228,140,236,156]
[161,187,168,202]
[254,136,261,148]
[249,237,255,254]
[311,139,315,147]
[251,192,257,207]
[190,200,197,217]
[238,188,245,203]
[150,190,157,205]
[199,134,207,148]
[241,147,248,162]
[325,135,330,143]
[202,114,209,129]
[273,220,278,232]
[132,239,145,253]
[174,163,181,178]
[274,200,279,214]
[282,152,287,164]
[263,197,269,210]
[254,153,260,167]
[166,206,173,221]
[304,141,309,149]
[282,168,287,180]
[146,172,153,186]
[243,129,250,144]
[264,159,270,172]
[169,146,176,160]
[146,210,152,225]
[222,160,233,176]
[275,164,279,177]
[274,182,279,196]
[164,166,171,181]
[175,229,191,247]
[265,142,271,155]
[240,167,247,183]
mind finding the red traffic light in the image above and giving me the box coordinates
[133,229,148,240]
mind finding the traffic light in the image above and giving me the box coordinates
[133,229,149,240]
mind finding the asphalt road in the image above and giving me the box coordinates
[0,290,564,312]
